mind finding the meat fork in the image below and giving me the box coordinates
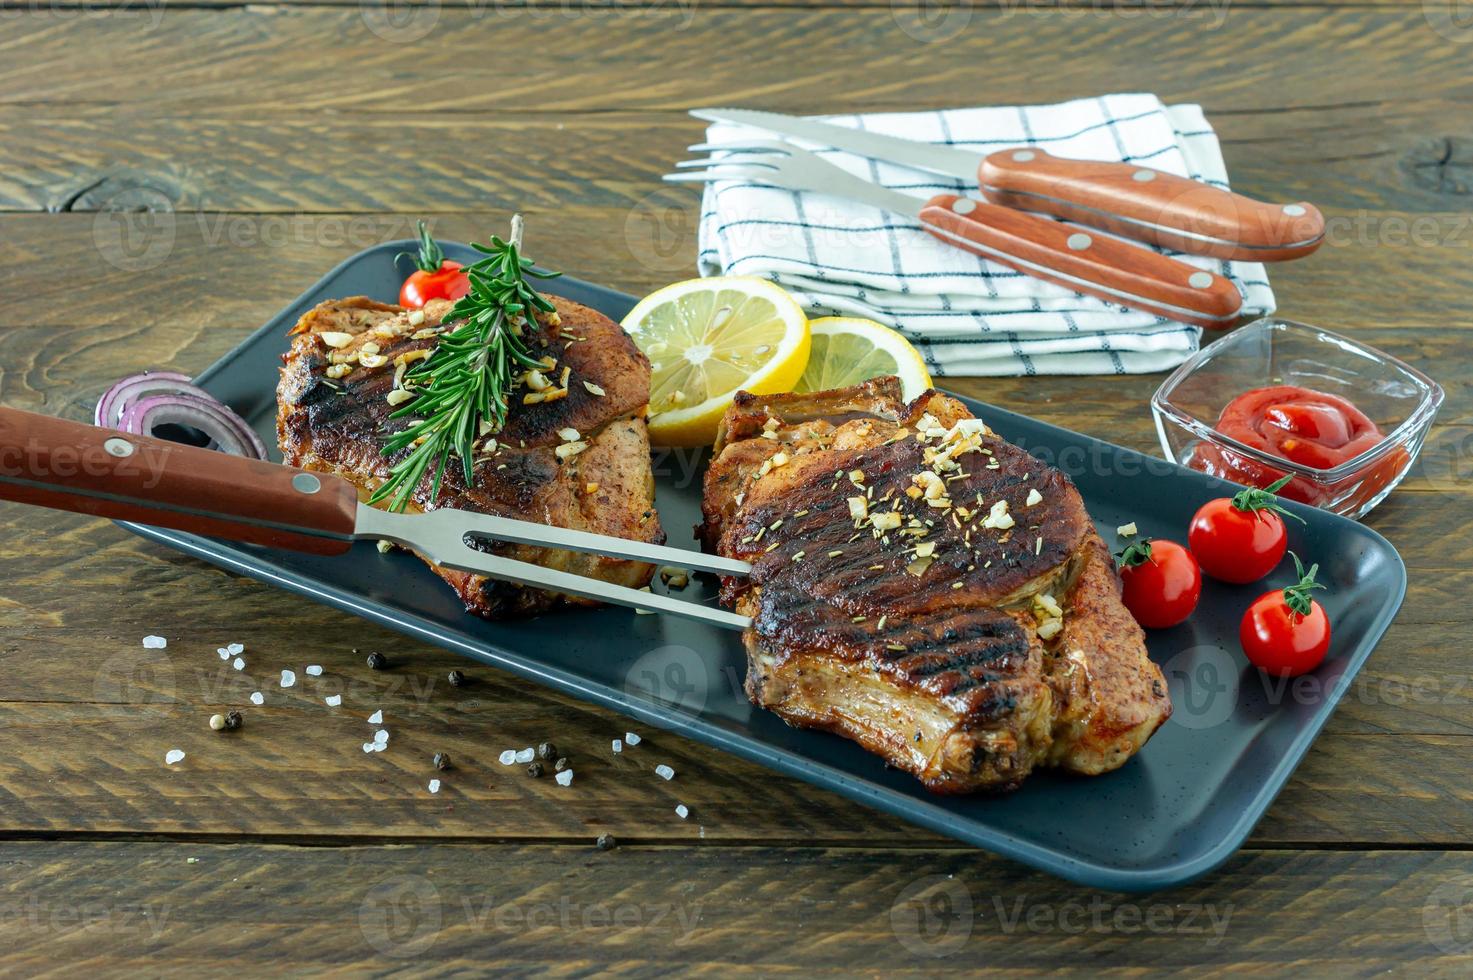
[0,406,754,630]
[666,138,1244,329]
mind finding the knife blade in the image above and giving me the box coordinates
[0,407,753,630]
[690,107,1325,262]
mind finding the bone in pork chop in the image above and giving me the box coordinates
[277,295,663,619]
[700,377,1170,792]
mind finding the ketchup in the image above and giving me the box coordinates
[1189,386,1405,510]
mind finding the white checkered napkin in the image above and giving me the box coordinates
[695,94,1276,376]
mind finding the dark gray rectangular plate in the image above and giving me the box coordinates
[122,242,1405,891]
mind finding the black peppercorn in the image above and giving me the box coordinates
[526,761,544,778]
[366,651,387,670]
[554,756,570,773]
[596,833,616,851]
[433,752,452,771]
[537,741,557,761]
[224,710,243,731]
[448,669,466,687]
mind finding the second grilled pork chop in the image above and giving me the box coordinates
[278,295,664,619]
[701,377,1170,792]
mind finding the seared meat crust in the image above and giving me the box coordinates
[277,294,663,618]
[701,376,1170,792]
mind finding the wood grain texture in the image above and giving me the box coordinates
[4,103,1470,215]
[0,842,1470,974]
[1,0,1470,970]
[3,9,1470,114]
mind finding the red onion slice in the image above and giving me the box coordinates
[95,371,196,428]
[97,373,267,459]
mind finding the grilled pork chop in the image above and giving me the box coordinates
[277,295,663,619]
[700,377,1170,792]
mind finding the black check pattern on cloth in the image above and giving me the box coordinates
[694,93,1276,377]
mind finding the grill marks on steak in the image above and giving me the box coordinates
[277,294,664,619]
[701,377,1171,792]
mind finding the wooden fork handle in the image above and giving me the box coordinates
[918,194,1244,329]
[0,406,358,554]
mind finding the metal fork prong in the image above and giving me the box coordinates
[662,168,778,185]
[672,156,782,170]
[686,141,794,155]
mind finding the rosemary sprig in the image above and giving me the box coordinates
[368,215,560,511]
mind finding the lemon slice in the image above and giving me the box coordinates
[622,276,810,447]
[795,317,933,402]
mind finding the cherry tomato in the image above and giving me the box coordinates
[1187,475,1300,584]
[1116,539,1202,629]
[398,220,469,308]
[1240,553,1331,676]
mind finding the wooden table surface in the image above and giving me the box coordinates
[3,0,1471,972]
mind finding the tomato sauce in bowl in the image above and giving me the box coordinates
[1188,385,1409,510]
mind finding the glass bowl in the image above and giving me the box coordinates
[1151,319,1443,519]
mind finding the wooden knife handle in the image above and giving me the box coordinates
[0,406,358,554]
[918,194,1244,329]
[978,148,1325,262]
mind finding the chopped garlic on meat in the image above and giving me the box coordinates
[981,499,1014,530]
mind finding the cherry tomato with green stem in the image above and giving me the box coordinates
[398,220,470,308]
[1116,539,1202,629]
[1188,475,1303,584]
[1241,552,1331,677]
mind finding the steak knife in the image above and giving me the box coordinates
[691,107,1325,262]
[668,139,1244,329]
[0,408,753,630]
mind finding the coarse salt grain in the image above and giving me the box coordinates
[655,764,674,781]
[499,750,517,766]
[280,670,296,688]
[675,804,689,820]
[232,657,245,671]
[217,648,230,660]
[428,779,441,794]
[227,643,244,656]
[142,635,167,649]
[367,710,383,725]
[374,730,389,747]
[515,747,535,764]
[625,732,642,746]
[325,695,342,707]
[250,692,264,706]
[362,742,375,753]
[164,749,185,765]
[555,770,573,786]
[305,665,323,677]
[612,739,622,753]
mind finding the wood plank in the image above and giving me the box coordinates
[4,101,1470,215]
[1,211,1470,345]
[0,841,1469,971]
[2,8,1467,114]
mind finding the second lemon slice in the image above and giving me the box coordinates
[794,317,933,402]
[621,276,810,447]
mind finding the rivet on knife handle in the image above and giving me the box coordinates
[918,195,1243,329]
[978,148,1325,262]
[0,406,358,554]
